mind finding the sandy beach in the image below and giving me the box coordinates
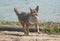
[0,25,60,41]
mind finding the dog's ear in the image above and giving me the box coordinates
[35,5,39,12]
[30,8,32,13]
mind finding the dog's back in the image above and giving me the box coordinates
[18,12,30,24]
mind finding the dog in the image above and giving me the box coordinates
[14,6,40,35]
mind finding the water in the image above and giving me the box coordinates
[0,0,60,22]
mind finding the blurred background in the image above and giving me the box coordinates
[0,0,60,23]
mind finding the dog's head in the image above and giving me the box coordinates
[29,6,39,24]
[30,5,39,16]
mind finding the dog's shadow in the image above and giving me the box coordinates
[5,33,25,36]
[4,32,40,37]
[1,28,51,36]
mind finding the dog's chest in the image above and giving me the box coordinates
[29,15,39,24]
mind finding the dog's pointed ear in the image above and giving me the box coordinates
[30,8,32,13]
[35,5,39,12]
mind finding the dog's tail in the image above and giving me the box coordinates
[14,7,19,15]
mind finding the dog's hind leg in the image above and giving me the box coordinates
[22,24,27,35]
[26,25,29,35]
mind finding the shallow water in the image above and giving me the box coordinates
[0,0,60,22]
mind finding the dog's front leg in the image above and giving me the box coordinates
[35,24,40,34]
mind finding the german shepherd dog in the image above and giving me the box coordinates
[14,6,40,35]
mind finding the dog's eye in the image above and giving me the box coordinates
[32,11,35,13]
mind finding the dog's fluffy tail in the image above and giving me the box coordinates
[14,8,19,15]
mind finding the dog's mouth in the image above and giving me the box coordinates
[29,15,39,24]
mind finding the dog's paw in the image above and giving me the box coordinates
[38,32,40,34]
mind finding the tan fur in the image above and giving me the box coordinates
[14,6,40,35]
